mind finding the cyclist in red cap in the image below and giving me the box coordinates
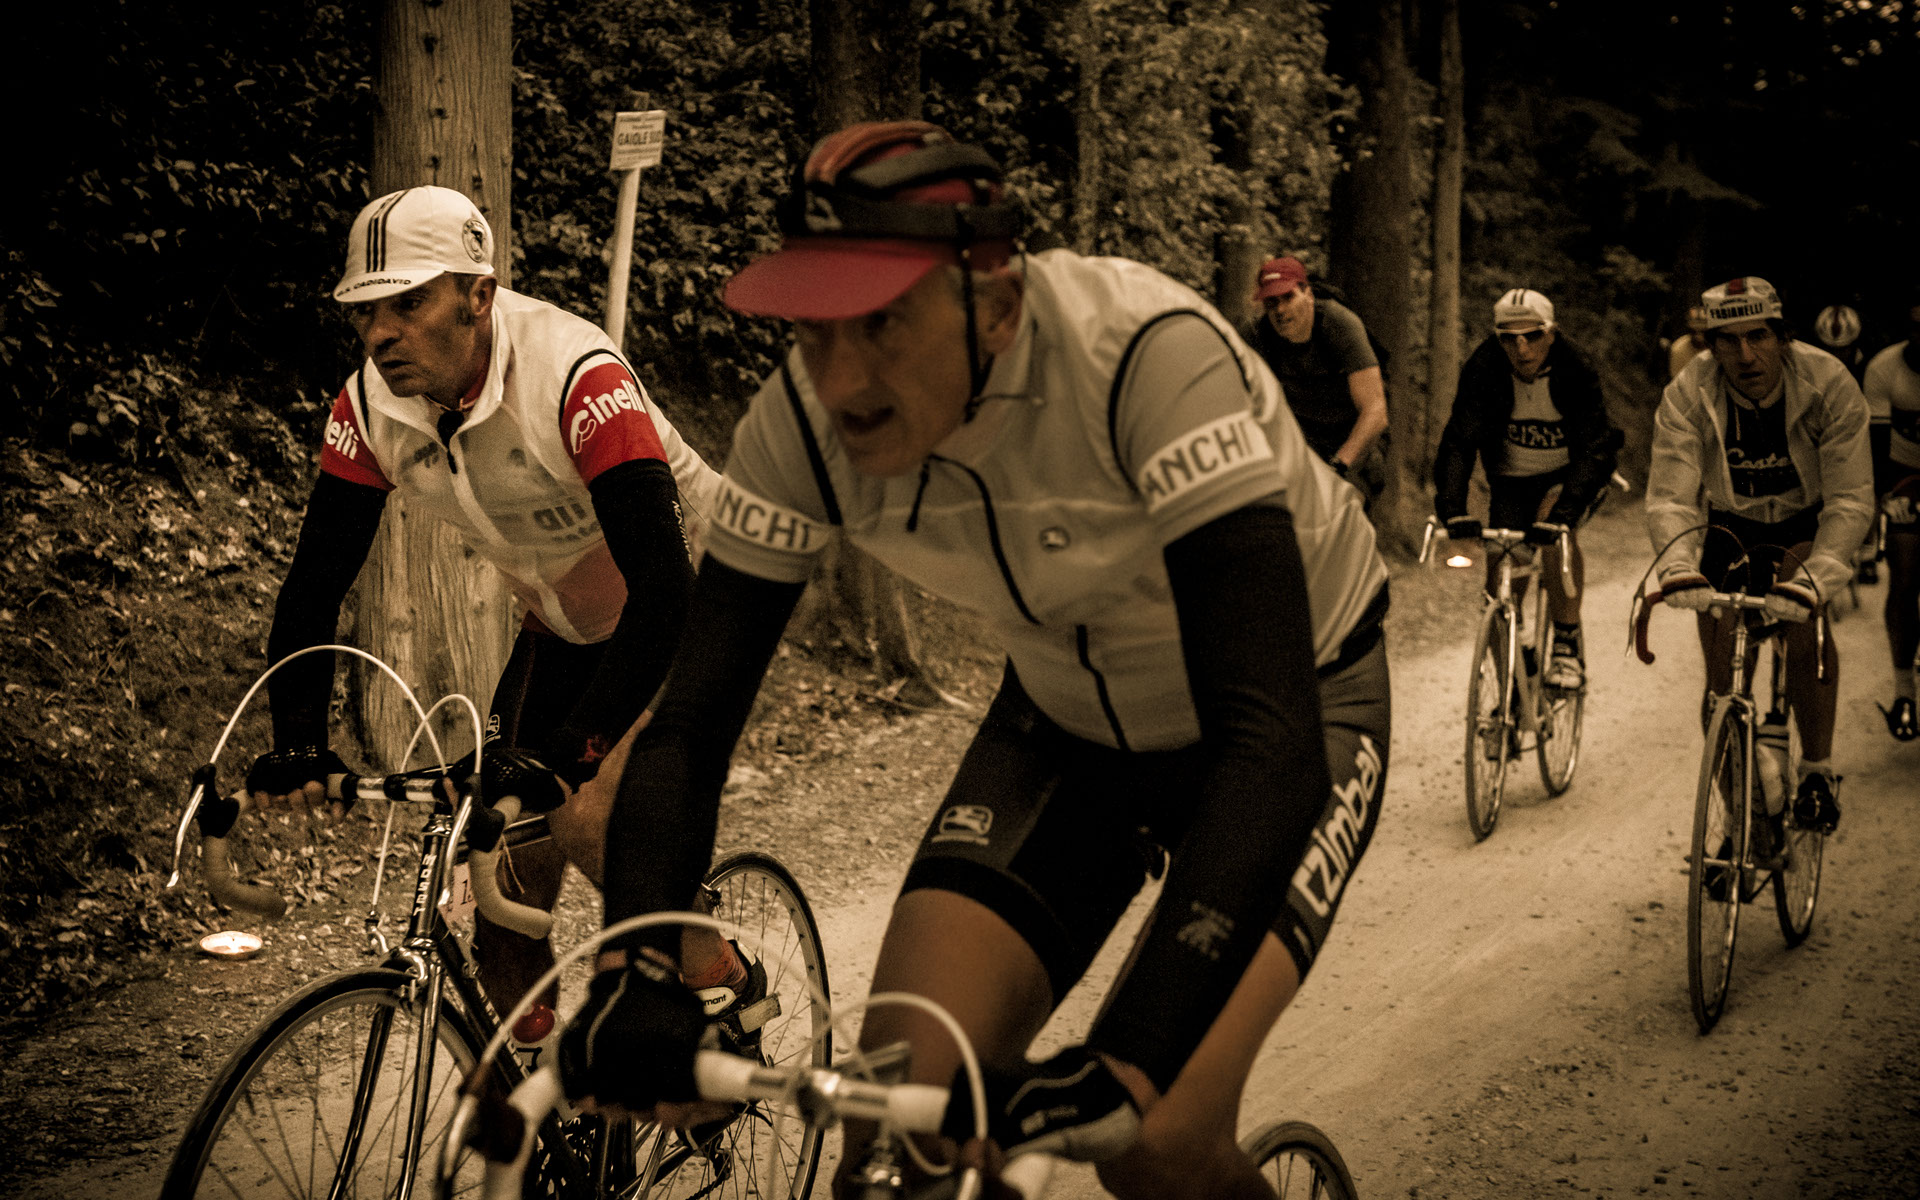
[565,122,1392,1198]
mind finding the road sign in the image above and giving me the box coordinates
[610,110,666,171]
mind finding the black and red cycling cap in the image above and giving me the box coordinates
[724,121,1022,321]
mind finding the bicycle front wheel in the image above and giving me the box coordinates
[629,851,832,1199]
[1773,815,1824,947]
[1241,1120,1358,1200]
[1534,652,1585,797]
[1463,604,1514,841]
[161,967,491,1200]
[1688,701,1747,1034]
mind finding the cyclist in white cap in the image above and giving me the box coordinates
[1862,296,1920,740]
[247,185,725,1015]
[1647,276,1873,833]
[1434,287,1622,690]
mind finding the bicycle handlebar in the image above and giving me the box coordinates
[190,769,554,935]
[469,1052,1063,1200]
[1633,588,1785,665]
[1418,517,1579,599]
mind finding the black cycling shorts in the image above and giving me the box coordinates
[1486,468,1567,531]
[898,637,1391,1000]
[1699,505,1823,596]
[488,622,606,749]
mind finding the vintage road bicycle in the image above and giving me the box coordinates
[158,646,832,1199]
[1421,518,1586,840]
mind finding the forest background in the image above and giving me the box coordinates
[3,0,1917,1019]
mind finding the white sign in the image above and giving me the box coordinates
[610,110,667,171]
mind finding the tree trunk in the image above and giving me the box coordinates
[1327,0,1416,548]
[1211,87,1260,326]
[1069,0,1105,254]
[1423,0,1464,477]
[348,0,515,763]
[798,0,946,698]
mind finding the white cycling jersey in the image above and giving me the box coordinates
[1864,341,1920,472]
[320,288,721,643]
[706,249,1387,751]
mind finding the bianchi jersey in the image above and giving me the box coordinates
[1864,341,1920,471]
[706,249,1387,752]
[318,288,720,643]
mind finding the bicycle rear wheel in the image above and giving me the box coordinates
[1241,1120,1357,1200]
[1688,702,1747,1034]
[629,851,832,1199]
[1773,815,1824,947]
[1534,654,1585,796]
[161,967,495,1199]
[1464,604,1514,841]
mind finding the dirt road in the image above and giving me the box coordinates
[8,506,1917,1197]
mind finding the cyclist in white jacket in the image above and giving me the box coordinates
[1647,276,1873,833]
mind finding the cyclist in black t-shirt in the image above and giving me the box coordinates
[1240,256,1388,509]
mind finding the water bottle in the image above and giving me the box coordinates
[1754,715,1790,816]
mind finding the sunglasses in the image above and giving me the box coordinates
[1497,329,1549,346]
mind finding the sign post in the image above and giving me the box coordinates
[604,102,666,351]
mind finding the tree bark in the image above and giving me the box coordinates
[1424,0,1464,477]
[348,0,515,762]
[1327,0,1416,548]
[1211,86,1260,326]
[798,0,944,697]
[1069,0,1105,255]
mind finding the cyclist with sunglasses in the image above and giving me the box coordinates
[1862,297,1920,740]
[1647,276,1874,832]
[561,121,1391,1199]
[1434,288,1622,691]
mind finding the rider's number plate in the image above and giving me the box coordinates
[441,862,477,925]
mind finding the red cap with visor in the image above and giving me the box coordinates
[724,122,1020,321]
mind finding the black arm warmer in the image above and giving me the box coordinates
[1871,423,1895,497]
[601,557,805,956]
[265,473,388,748]
[1087,502,1332,1091]
[550,459,696,759]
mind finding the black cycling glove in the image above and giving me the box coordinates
[940,1046,1141,1164]
[558,957,709,1110]
[1524,521,1562,547]
[245,745,349,798]
[1444,517,1482,541]
[476,742,568,814]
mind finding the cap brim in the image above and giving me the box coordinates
[333,268,446,303]
[724,240,953,320]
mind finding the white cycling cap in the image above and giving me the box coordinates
[333,186,496,303]
[1492,288,1554,331]
[1700,277,1783,329]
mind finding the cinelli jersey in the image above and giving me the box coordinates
[1864,341,1920,470]
[1502,373,1569,477]
[708,250,1388,752]
[319,288,721,644]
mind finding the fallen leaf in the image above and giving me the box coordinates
[57,472,82,494]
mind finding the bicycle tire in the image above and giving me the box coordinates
[1688,701,1747,1034]
[629,851,832,1200]
[1772,813,1824,947]
[1240,1120,1358,1200]
[1463,603,1513,841]
[1534,650,1585,797]
[161,967,504,1200]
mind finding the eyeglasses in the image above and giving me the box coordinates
[1497,329,1549,346]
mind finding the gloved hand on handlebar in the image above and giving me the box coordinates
[1883,492,1915,525]
[1444,516,1482,541]
[1525,521,1564,547]
[1658,568,1716,613]
[246,745,350,808]
[941,1045,1142,1165]
[558,954,710,1112]
[476,742,569,814]
[1764,578,1819,624]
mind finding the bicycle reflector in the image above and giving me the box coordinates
[199,930,264,961]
